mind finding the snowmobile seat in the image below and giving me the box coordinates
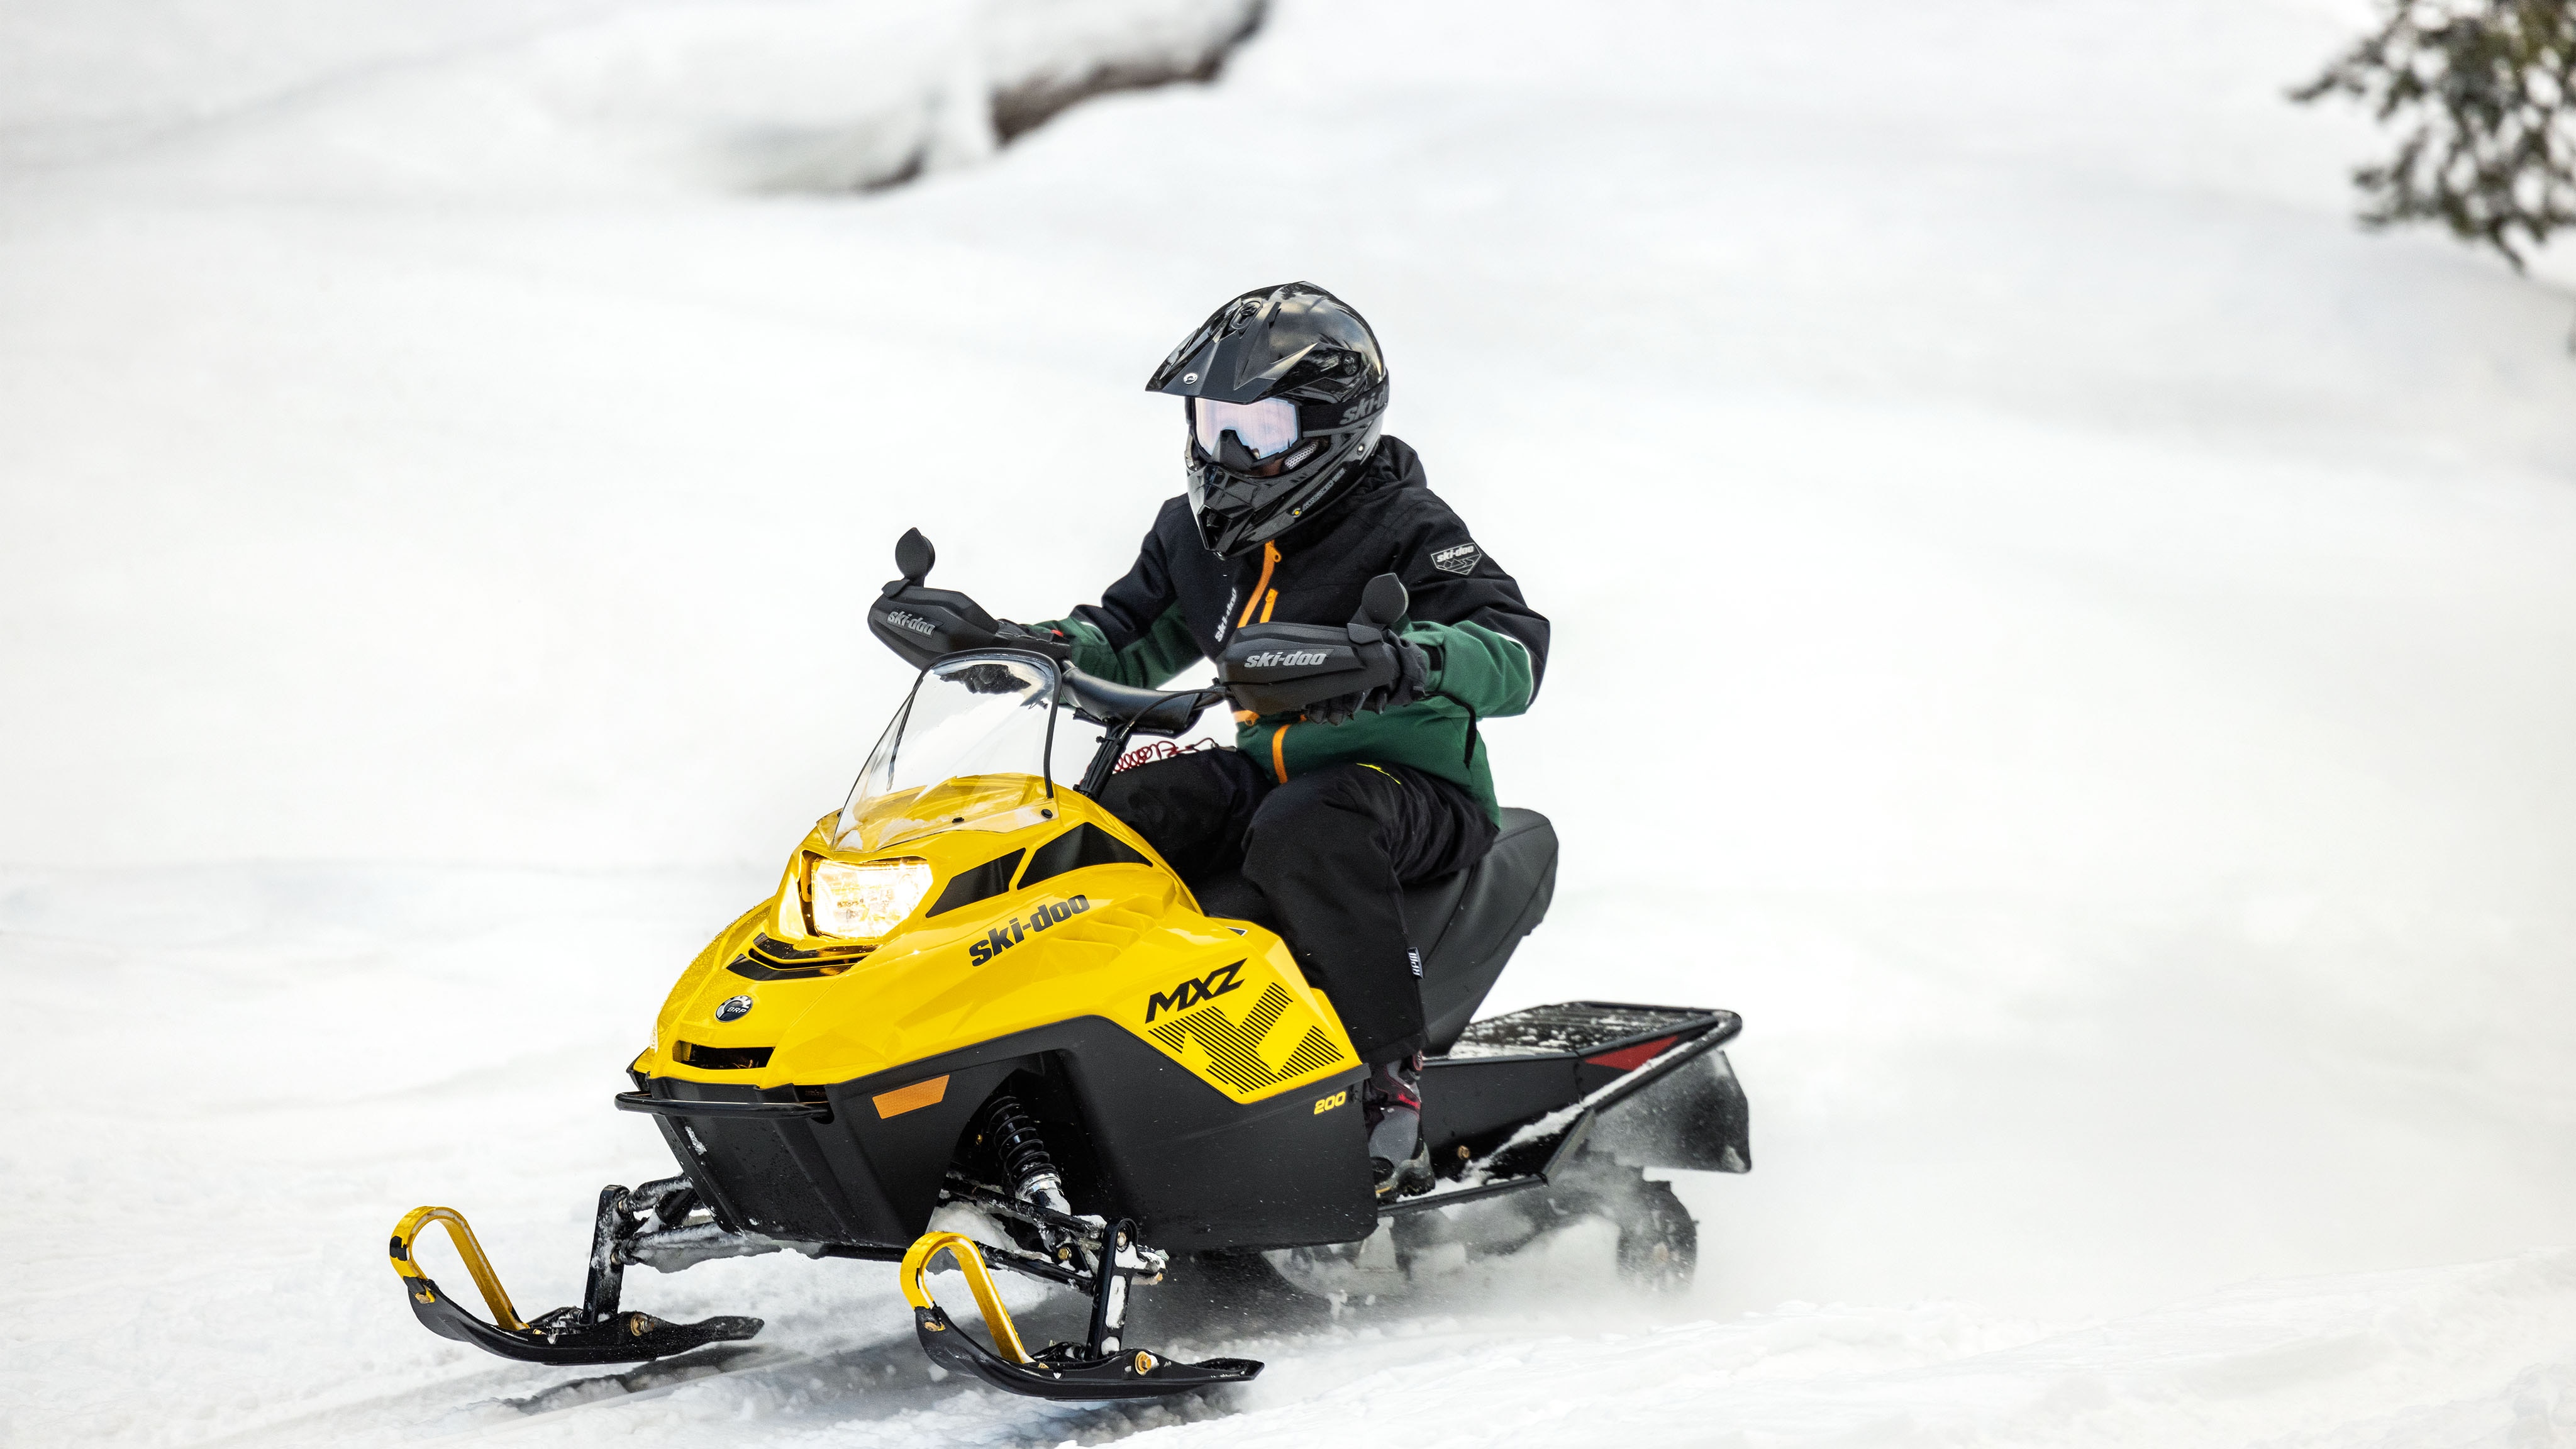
[1189,808,1558,1055]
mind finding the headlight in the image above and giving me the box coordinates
[808,857,933,939]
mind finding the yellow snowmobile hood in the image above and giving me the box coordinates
[636,785,1356,1104]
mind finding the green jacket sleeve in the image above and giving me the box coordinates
[1037,498,1210,689]
[1404,618,1536,718]
[1041,608,1204,689]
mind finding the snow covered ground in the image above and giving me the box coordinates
[5,1,2575,1445]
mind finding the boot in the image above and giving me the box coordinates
[1363,1055,1433,1200]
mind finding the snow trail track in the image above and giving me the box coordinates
[4,1,2575,1445]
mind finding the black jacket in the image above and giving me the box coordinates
[1043,437,1548,818]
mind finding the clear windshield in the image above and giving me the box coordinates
[836,653,1062,852]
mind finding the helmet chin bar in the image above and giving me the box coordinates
[1187,420,1380,557]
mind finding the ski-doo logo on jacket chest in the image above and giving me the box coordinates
[1145,962,1244,1022]
[967,895,1090,965]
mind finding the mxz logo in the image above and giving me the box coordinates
[1243,649,1330,669]
[1146,962,1245,1023]
[967,894,1089,966]
[884,609,936,636]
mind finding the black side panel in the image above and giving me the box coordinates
[651,1062,1021,1243]
[830,1060,1029,1231]
[1059,1033,1372,1250]
[1020,824,1152,889]
[1414,809,1559,1053]
[647,1019,1373,1253]
[928,851,1025,917]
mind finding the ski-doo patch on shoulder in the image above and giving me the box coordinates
[1431,542,1482,575]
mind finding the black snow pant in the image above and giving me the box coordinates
[1096,749,1497,1063]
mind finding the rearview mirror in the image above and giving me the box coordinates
[1354,572,1409,631]
[894,528,935,586]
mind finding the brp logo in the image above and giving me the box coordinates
[714,994,754,1022]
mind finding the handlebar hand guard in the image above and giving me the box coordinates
[1218,621,1400,717]
[865,526,1009,670]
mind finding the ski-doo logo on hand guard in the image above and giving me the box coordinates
[883,609,937,636]
[1145,962,1244,1022]
[966,895,1091,966]
[1243,650,1330,669]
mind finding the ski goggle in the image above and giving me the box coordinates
[1191,396,1301,460]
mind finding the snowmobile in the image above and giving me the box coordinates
[388,531,1750,1402]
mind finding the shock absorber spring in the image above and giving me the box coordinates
[980,1093,1079,1260]
[983,1094,1058,1195]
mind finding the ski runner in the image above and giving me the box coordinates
[986,282,1548,1197]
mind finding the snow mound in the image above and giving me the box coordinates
[0,0,1264,191]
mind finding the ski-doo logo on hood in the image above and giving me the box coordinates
[883,609,936,636]
[1146,962,1245,1022]
[1431,543,1481,575]
[1243,649,1330,669]
[714,994,754,1022]
[966,895,1089,966]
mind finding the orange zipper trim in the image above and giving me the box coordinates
[1244,541,1291,780]
[1237,540,1280,629]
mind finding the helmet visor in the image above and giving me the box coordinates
[1191,396,1302,461]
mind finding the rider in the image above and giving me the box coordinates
[1002,283,1548,1197]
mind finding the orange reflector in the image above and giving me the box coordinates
[873,1075,950,1118]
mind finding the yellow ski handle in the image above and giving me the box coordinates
[899,1231,1031,1364]
[389,1206,529,1333]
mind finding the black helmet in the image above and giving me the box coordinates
[1146,282,1389,558]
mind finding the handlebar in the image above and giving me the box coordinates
[1058,670,1225,736]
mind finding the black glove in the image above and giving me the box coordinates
[995,620,1076,665]
[1306,633,1430,725]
